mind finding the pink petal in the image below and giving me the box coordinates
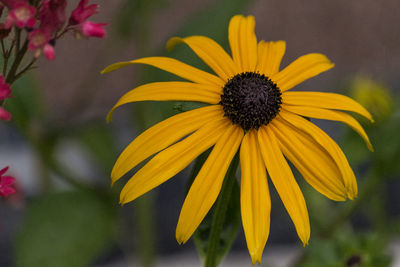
[43,44,55,60]
[28,29,50,50]
[0,166,9,176]
[0,107,11,121]
[0,187,16,197]
[1,176,15,186]
[39,0,67,35]
[8,3,37,29]
[0,75,11,100]
[81,21,106,38]
[69,0,98,25]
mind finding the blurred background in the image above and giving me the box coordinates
[0,0,399,266]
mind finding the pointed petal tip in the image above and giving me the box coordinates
[119,193,132,206]
[249,252,262,265]
[175,234,187,245]
[347,191,357,200]
[300,233,310,247]
[101,61,135,74]
[100,66,113,74]
[367,142,374,152]
[301,237,310,247]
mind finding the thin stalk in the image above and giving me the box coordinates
[136,195,156,267]
[1,39,9,76]
[14,58,37,81]
[6,39,28,84]
[205,153,239,267]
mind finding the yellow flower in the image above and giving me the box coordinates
[103,15,373,264]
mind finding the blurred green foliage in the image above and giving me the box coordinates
[4,76,45,132]
[15,191,116,267]
[2,0,399,266]
[298,230,391,267]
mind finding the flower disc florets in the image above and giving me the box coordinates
[220,72,282,131]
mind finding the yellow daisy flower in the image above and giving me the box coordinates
[103,15,373,264]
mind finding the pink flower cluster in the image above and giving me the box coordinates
[0,0,106,60]
[0,166,15,198]
[0,75,11,121]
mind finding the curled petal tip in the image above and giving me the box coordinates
[106,110,113,123]
[166,37,182,51]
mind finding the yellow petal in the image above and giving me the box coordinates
[228,15,242,69]
[256,40,286,76]
[240,130,271,264]
[271,53,334,91]
[282,91,374,122]
[101,57,225,87]
[258,126,310,245]
[176,124,243,244]
[106,81,222,122]
[282,104,373,151]
[118,117,230,205]
[167,36,239,81]
[112,105,223,185]
[270,119,347,201]
[229,15,258,72]
[279,110,358,199]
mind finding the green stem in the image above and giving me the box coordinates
[1,39,8,76]
[6,39,28,84]
[205,153,239,267]
[13,58,37,81]
[136,195,156,267]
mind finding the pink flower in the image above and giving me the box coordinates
[28,29,50,50]
[67,0,106,39]
[0,166,16,198]
[0,75,11,100]
[68,0,98,26]
[39,0,67,35]
[80,21,106,38]
[5,2,36,29]
[28,29,55,60]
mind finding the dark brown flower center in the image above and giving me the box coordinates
[220,72,282,131]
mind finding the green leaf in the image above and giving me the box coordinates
[4,75,45,131]
[15,191,116,267]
